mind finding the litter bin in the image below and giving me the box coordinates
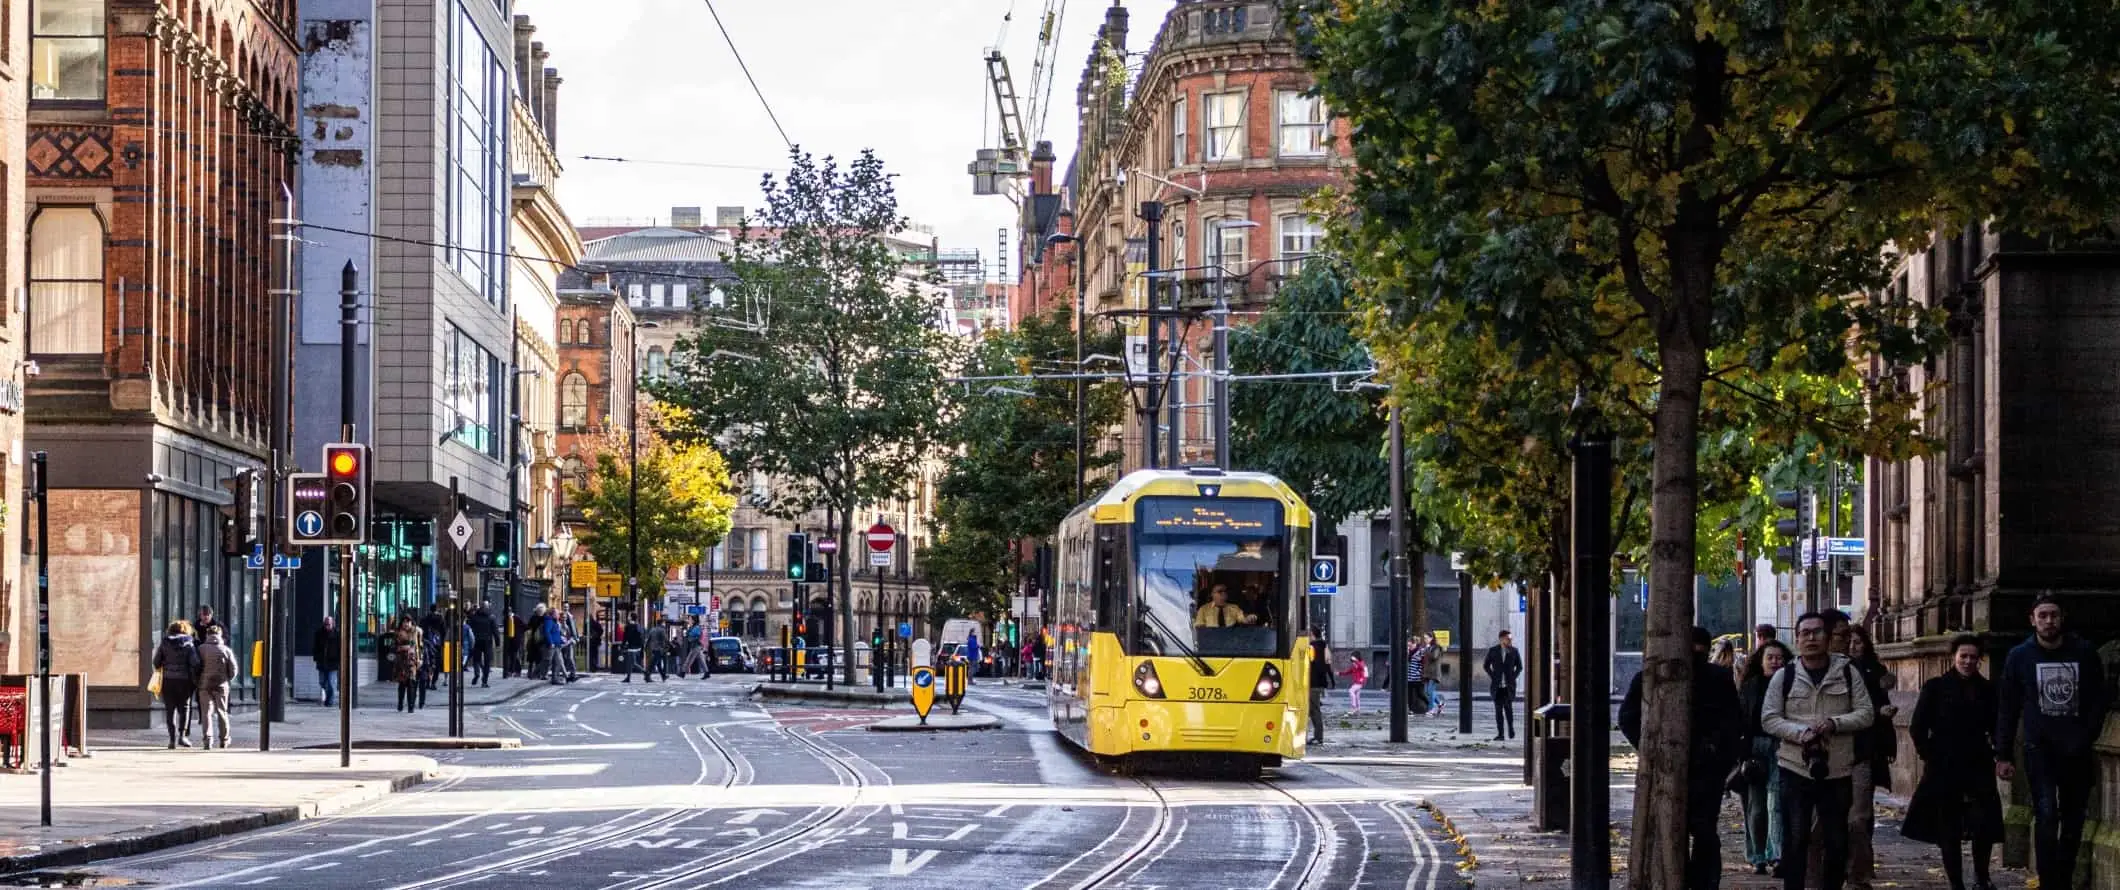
[1532,702,1571,831]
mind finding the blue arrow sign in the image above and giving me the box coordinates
[898,622,913,639]
[293,511,324,538]
[245,545,302,571]
[913,669,935,689]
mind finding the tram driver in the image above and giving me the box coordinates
[1193,583,1258,628]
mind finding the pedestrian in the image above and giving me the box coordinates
[1844,624,1898,889]
[1739,639,1794,875]
[587,613,604,673]
[542,608,569,685]
[1995,594,2106,890]
[1407,634,1429,713]
[194,626,237,749]
[1423,633,1446,716]
[421,608,446,691]
[151,621,199,749]
[1030,633,1047,681]
[1620,626,1743,889]
[313,616,341,707]
[964,631,983,683]
[646,618,673,681]
[1483,630,1523,741]
[679,616,707,678]
[620,613,648,683]
[525,604,549,677]
[1761,611,1875,890]
[559,607,581,682]
[468,604,497,687]
[1307,640,1333,744]
[1340,653,1369,714]
[393,617,424,712]
[193,605,225,647]
[1903,633,2004,890]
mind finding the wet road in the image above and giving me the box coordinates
[19,676,1470,889]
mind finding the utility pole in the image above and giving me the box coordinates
[1074,238,1087,500]
[32,451,50,825]
[1458,569,1474,735]
[1211,288,1231,469]
[1387,406,1409,744]
[264,184,299,747]
[338,261,359,768]
[1568,420,1615,888]
[448,475,463,738]
[1139,201,1164,470]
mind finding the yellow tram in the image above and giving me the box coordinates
[1046,467,1316,774]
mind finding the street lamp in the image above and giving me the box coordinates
[1046,231,1087,502]
[529,538,554,580]
[626,320,663,623]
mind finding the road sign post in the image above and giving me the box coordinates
[1307,556,1341,595]
[910,665,936,725]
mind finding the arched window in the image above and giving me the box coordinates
[560,372,589,429]
[745,597,768,639]
[580,319,598,345]
[557,318,574,344]
[29,208,105,354]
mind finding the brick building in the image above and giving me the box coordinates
[24,0,298,723]
[0,0,28,676]
[1064,0,1351,469]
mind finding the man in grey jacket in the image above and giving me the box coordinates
[1762,611,1875,890]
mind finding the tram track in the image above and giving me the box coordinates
[1040,769,1341,890]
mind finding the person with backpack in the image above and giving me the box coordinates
[678,616,710,678]
[1761,611,1876,890]
[542,608,569,685]
[152,621,200,748]
[194,626,238,749]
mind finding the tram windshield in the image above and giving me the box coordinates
[1134,497,1286,658]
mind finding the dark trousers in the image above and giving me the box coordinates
[1780,772,1852,890]
[470,644,493,685]
[1492,685,1516,737]
[2027,746,2096,890]
[621,647,646,681]
[1687,782,1724,889]
[397,680,419,712]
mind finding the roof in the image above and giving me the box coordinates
[582,227,735,263]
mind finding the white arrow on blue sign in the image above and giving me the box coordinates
[246,545,301,571]
[1307,555,1341,595]
[899,622,913,639]
[293,510,325,538]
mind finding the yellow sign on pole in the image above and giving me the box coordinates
[596,573,624,601]
[570,560,598,588]
[1434,629,1452,649]
[910,665,936,724]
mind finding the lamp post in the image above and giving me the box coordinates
[529,538,553,579]
[1209,219,1258,470]
[550,528,579,665]
[625,320,662,623]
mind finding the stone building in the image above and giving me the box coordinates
[1064,0,1352,471]
[25,0,298,724]
[1864,227,2120,875]
[0,0,30,676]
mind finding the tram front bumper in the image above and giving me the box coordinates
[1096,697,1304,758]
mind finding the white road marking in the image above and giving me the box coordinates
[302,862,341,871]
[889,849,940,876]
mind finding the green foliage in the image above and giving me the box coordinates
[1289,0,2120,881]
[570,429,737,599]
[925,308,1125,612]
[1228,263,1388,532]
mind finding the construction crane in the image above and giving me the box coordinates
[970,1,1066,201]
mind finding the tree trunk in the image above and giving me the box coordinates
[1628,325,1707,889]
[1548,504,1571,703]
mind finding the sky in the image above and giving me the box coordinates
[515,0,1181,275]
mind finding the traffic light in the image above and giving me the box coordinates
[218,484,243,556]
[786,533,808,581]
[475,550,511,570]
[1772,488,1812,565]
[321,442,370,545]
[217,469,260,557]
[286,472,331,547]
[810,560,830,585]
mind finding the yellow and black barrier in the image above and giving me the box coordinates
[944,659,968,715]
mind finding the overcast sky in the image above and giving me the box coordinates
[516,0,1180,274]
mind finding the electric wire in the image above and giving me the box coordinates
[701,0,793,149]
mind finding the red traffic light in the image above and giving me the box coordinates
[327,445,364,478]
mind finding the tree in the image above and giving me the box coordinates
[652,147,957,686]
[1289,2,2120,882]
[1228,263,1388,533]
[926,308,1125,620]
[569,423,737,600]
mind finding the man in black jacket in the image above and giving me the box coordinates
[1482,631,1524,741]
[1996,595,2107,890]
[1621,626,1744,889]
[467,605,498,687]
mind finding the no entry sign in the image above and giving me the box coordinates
[867,522,896,552]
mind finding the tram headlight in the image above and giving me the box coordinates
[1133,662,1166,699]
[1250,664,1283,701]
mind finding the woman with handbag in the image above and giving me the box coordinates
[1902,634,2004,890]
[150,620,200,748]
[1738,639,1793,875]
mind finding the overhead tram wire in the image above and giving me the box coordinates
[574,155,781,172]
[702,0,793,149]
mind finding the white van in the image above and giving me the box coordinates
[936,618,979,661]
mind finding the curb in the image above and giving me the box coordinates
[750,683,904,706]
[0,766,431,875]
[294,738,521,750]
[866,714,1002,732]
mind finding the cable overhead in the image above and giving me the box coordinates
[576,155,780,172]
[701,0,793,148]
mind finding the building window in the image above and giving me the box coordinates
[1213,221,1249,275]
[30,0,103,101]
[560,372,588,429]
[446,4,505,306]
[557,318,574,344]
[645,346,667,381]
[1171,219,1186,271]
[579,319,596,345]
[28,206,102,354]
[1170,97,1187,167]
[1279,214,1324,268]
[672,283,689,308]
[725,528,749,570]
[628,284,643,307]
[443,326,502,456]
[748,529,769,569]
[1277,91,1327,157]
[1205,93,1243,162]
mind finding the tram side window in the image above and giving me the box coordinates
[1094,528,1127,630]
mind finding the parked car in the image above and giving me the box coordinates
[708,636,756,673]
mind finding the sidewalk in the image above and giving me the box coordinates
[0,748,436,873]
[1309,696,2030,887]
[91,674,548,751]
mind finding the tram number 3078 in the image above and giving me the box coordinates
[1186,687,1228,701]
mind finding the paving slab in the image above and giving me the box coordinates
[866,713,1002,732]
[0,748,435,874]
